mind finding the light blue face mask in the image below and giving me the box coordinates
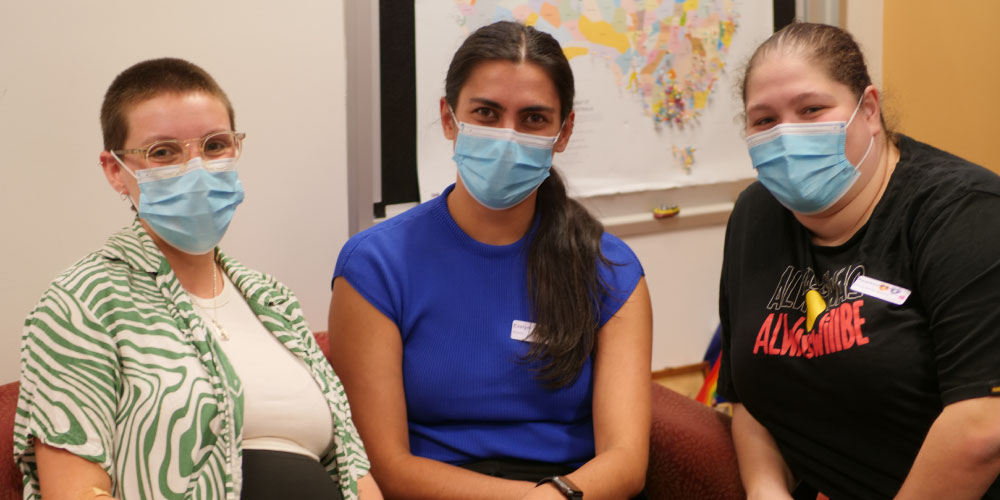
[115,155,245,254]
[450,109,561,210]
[747,94,874,215]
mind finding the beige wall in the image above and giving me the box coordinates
[845,0,883,87]
[882,0,1000,171]
[620,225,728,371]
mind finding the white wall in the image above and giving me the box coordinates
[580,180,751,371]
[622,226,727,370]
[845,0,883,87]
[0,1,350,382]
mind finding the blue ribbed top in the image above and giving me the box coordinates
[333,184,643,466]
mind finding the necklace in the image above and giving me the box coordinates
[208,263,230,341]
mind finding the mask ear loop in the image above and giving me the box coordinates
[110,150,141,210]
[845,89,867,128]
[110,150,138,180]
[853,135,875,169]
[846,89,876,169]
[447,104,460,130]
[553,118,567,146]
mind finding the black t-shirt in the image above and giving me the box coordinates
[718,135,1000,499]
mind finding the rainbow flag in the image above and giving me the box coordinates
[695,325,725,406]
[695,352,722,406]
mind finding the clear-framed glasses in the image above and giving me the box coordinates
[112,131,246,170]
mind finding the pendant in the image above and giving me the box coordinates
[210,319,230,341]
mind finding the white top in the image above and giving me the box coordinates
[192,273,334,460]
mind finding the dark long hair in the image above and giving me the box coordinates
[445,21,612,388]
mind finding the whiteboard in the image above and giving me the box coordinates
[413,0,773,202]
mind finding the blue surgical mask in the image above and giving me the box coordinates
[747,94,874,214]
[116,155,245,254]
[450,108,560,210]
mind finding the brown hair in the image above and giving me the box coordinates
[445,21,613,388]
[740,22,895,141]
[100,58,235,151]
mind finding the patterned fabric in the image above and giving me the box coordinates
[14,220,369,500]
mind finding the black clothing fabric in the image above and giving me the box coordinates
[240,450,345,500]
[718,135,1000,499]
[459,459,648,499]
[460,458,575,481]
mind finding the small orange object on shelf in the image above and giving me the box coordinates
[653,204,680,219]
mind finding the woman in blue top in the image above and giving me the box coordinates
[329,21,652,500]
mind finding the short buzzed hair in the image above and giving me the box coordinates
[100,58,235,151]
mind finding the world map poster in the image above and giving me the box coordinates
[414,0,773,200]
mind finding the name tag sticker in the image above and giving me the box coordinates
[849,275,911,305]
[510,320,537,342]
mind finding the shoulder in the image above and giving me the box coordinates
[885,135,1000,234]
[732,181,786,219]
[34,234,144,322]
[893,135,1000,203]
[224,255,281,291]
[598,231,644,291]
[220,255,322,348]
[220,254,301,311]
[49,250,120,291]
[593,232,644,325]
[599,232,641,269]
[726,181,794,246]
[735,180,777,205]
[335,195,447,274]
[21,249,125,390]
[23,236,129,338]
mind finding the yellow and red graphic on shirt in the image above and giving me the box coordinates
[753,264,871,358]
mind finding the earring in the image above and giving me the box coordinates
[120,191,129,201]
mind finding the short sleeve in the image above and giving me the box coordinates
[596,233,645,327]
[716,218,740,403]
[914,190,1000,404]
[332,232,402,325]
[14,284,119,493]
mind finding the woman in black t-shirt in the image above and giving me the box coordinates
[718,23,1000,500]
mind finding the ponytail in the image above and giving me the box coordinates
[525,168,613,388]
[445,21,610,388]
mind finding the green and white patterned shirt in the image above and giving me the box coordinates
[14,220,370,500]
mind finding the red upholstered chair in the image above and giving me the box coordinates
[0,380,22,500]
[645,382,744,500]
[313,330,332,362]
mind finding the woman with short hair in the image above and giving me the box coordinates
[15,58,380,500]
